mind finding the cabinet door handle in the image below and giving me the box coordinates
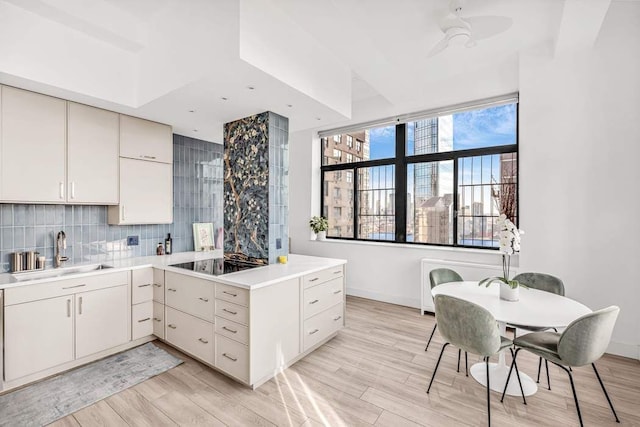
[138,317,151,323]
[198,338,209,344]
[309,329,320,335]
[140,155,157,160]
[122,205,126,221]
[333,315,342,321]
[333,270,342,274]
[138,283,152,288]
[62,284,86,290]
[153,317,162,322]
[309,299,319,305]
[70,181,75,199]
[66,299,71,317]
[59,182,64,199]
[222,353,237,362]
[198,297,209,302]
[168,324,177,329]
[333,290,342,294]
[222,326,238,334]
[78,296,83,315]
[222,290,237,297]
[167,288,177,292]
[153,283,162,288]
[309,277,319,282]
[222,308,237,315]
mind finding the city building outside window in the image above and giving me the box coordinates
[333,135,341,143]
[320,98,518,248]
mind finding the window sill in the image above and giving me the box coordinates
[308,238,498,255]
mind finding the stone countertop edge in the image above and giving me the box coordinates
[0,251,347,291]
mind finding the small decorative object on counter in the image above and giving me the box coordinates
[37,256,46,270]
[165,233,172,255]
[156,243,164,255]
[11,252,23,272]
[277,255,288,264]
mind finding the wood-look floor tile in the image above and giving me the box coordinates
[105,387,177,427]
[72,400,128,427]
[151,391,225,426]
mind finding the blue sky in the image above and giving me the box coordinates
[367,103,517,159]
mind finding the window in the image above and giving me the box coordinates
[320,99,518,248]
[346,135,353,148]
[333,149,342,161]
[333,135,341,143]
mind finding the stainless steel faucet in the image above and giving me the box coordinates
[55,231,69,268]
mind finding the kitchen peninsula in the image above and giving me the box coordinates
[0,251,346,391]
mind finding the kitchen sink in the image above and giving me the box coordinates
[11,264,114,282]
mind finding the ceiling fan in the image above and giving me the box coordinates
[428,0,513,57]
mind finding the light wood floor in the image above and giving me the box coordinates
[50,296,640,426]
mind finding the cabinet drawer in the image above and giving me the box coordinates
[132,268,154,304]
[215,299,249,326]
[153,268,165,303]
[303,277,344,319]
[303,265,344,289]
[215,316,249,345]
[215,335,249,383]
[132,301,153,340]
[153,301,165,339]
[165,307,214,365]
[215,283,249,307]
[119,115,173,164]
[303,303,343,351]
[165,272,214,322]
[4,270,129,306]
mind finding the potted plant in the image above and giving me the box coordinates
[479,214,526,301]
[309,216,329,241]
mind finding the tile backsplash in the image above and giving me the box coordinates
[0,135,223,272]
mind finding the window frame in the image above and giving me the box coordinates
[320,104,519,250]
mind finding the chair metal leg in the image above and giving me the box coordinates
[425,323,437,351]
[486,358,491,427]
[427,343,449,393]
[501,348,526,404]
[536,357,542,383]
[592,363,620,423]
[545,359,551,390]
[552,362,583,427]
[465,351,468,377]
[457,348,461,372]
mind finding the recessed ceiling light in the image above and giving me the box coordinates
[188,109,196,113]
[316,117,322,121]
[221,97,228,101]
[193,129,198,132]
[287,104,293,108]
[247,86,255,90]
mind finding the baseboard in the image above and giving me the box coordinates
[607,341,640,360]
[346,287,421,310]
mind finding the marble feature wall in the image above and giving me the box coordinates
[223,111,289,264]
[0,135,223,272]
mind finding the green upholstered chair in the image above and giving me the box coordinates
[502,306,620,427]
[426,268,467,374]
[427,294,522,426]
[509,272,565,390]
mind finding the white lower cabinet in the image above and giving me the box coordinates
[76,285,130,358]
[132,301,154,341]
[303,303,344,351]
[215,335,249,383]
[3,295,74,381]
[165,306,214,365]
[3,272,130,382]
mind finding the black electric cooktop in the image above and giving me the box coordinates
[169,258,264,276]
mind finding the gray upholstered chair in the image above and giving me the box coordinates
[427,294,523,426]
[502,306,620,427]
[509,272,565,390]
[426,268,467,374]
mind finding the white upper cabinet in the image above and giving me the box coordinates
[1,86,66,203]
[67,102,119,204]
[120,115,172,164]
[108,158,173,225]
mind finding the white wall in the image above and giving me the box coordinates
[289,2,640,359]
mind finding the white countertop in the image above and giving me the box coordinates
[0,252,347,290]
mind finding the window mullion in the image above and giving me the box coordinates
[395,124,406,242]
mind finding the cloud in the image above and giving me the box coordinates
[453,104,517,149]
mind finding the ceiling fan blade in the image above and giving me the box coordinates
[427,37,449,57]
[466,16,513,41]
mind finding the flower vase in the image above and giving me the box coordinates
[317,231,327,241]
[500,282,519,302]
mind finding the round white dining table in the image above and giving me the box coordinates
[431,281,591,396]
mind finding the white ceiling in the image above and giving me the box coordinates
[0,0,614,143]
